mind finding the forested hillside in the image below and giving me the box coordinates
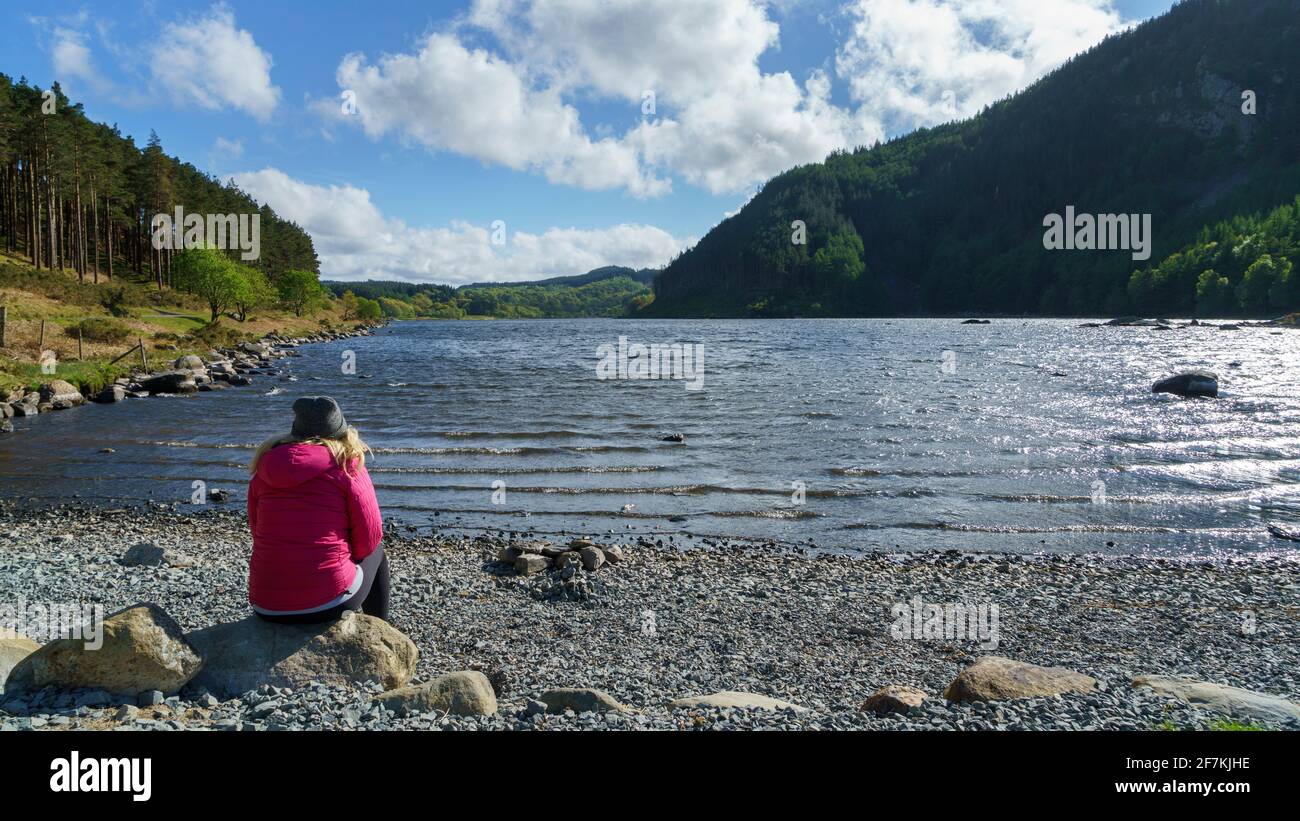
[0,76,319,289]
[1130,195,1300,316]
[645,0,1300,318]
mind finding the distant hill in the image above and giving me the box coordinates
[644,0,1300,318]
[320,280,456,302]
[322,265,657,319]
[459,266,656,290]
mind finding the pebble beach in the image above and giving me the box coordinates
[1,502,1297,731]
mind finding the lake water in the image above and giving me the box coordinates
[4,318,1299,557]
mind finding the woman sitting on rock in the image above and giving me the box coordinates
[246,396,388,624]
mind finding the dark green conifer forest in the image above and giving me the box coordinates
[0,76,319,289]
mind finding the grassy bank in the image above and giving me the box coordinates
[0,254,350,396]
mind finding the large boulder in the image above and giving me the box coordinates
[0,636,40,692]
[10,396,39,417]
[374,671,497,717]
[4,604,202,696]
[1133,675,1300,725]
[539,687,627,714]
[172,354,205,373]
[860,685,927,715]
[185,611,418,698]
[1152,370,1218,398]
[91,385,126,404]
[669,690,806,712]
[38,379,85,409]
[944,656,1096,702]
[139,371,198,394]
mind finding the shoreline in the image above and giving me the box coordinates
[2,321,385,428]
[1,503,1296,731]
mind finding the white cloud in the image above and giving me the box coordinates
[330,32,667,197]
[28,13,115,95]
[835,0,1128,133]
[630,66,867,196]
[213,136,244,158]
[230,167,689,284]
[149,4,280,121]
[478,0,879,193]
[50,26,109,92]
[471,0,779,104]
[325,0,873,197]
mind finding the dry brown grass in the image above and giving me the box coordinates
[1,255,349,393]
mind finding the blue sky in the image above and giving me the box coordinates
[3,0,1177,283]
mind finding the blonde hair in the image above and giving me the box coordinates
[250,426,371,476]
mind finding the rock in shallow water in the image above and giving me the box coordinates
[4,604,201,696]
[1266,524,1300,542]
[139,371,197,394]
[91,385,126,404]
[1151,370,1218,398]
[944,656,1096,702]
[185,611,418,698]
[39,380,85,408]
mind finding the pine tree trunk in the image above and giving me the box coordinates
[0,164,8,255]
[77,186,86,281]
[33,159,43,269]
[90,185,99,283]
[48,175,58,272]
[105,195,113,280]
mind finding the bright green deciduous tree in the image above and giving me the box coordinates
[172,247,246,321]
[277,269,326,316]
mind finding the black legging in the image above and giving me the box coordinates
[257,546,390,624]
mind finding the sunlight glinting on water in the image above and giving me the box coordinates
[2,318,1297,557]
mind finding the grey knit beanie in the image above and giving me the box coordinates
[292,396,348,439]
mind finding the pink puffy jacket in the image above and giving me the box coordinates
[247,442,383,612]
